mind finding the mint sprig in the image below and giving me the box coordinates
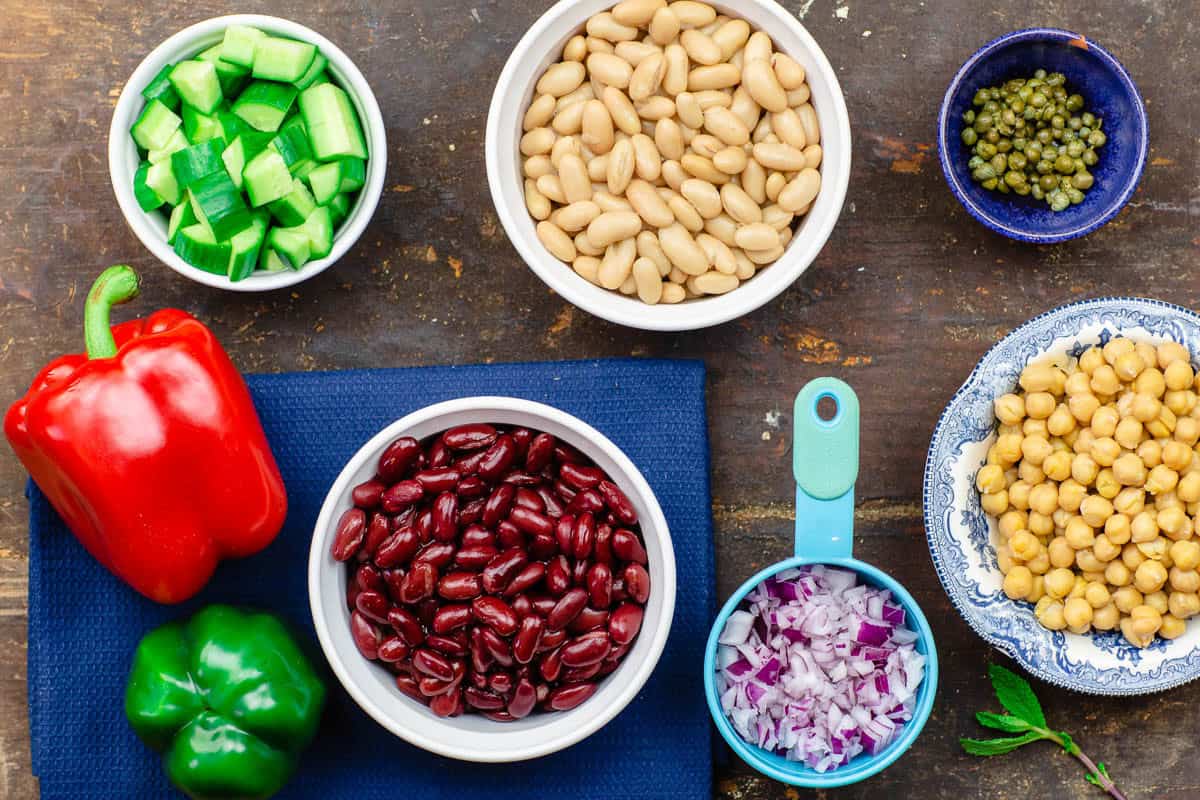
[960,664,1129,800]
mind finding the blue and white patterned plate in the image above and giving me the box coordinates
[924,297,1200,695]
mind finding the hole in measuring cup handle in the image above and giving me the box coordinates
[815,393,839,424]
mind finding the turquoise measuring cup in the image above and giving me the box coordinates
[703,378,939,787]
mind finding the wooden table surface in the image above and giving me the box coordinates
[1,0,1197,797]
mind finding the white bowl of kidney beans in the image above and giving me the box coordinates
[309,396,677,762]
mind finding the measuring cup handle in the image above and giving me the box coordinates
[793,378,859,561]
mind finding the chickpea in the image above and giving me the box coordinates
[996,544,1016,574]
[1048,537,1075,568]
[980,490,1009,516]
[1135,342,1159,371]
[993,433,1023,465]
[1134,366,1167,398]
[1165,390,1197,417]
[1020,435,1053,466]
[1003,565,1034,600]
[1071,454,1100,485]
[1008,481,1033,511]
[1090,406,1120,438]
[1062,428,1081,448]
[1035,598,1067,631]
[1057,479,1087,512]
[1028,511,1054,536]
[1112,585,1144,613]
[1103,337,1136,365]
[1157,505,1192,540]
[1165,359,1195,391]
[1079,347,1105,374]
[1064,517,1095,549]
[1137,439,1163,469]
[1026,549,1051,575]
[1114,417,1144,450]
[1092,602,1120,630]
[1174,416,1200,447]
[1010,530,1041,561]
[1095,469,1121,499]
[1154,490,1183,511]
[998,510,1029,538]
[1122,542,1148,570]
[1137,536,1170,562]
[1159,614,1187,639]
[1063,596,1094,628]
[1157,341,1190,369]
[1082,570,1107,584]
[1090,437,1121,467]
[1041,453,1072,485]
[1023,391,1054,420]
[1104,560,1131,587]
[1045,568,1075,599]
[1113,351,1146,382]
[1073,427,1096,455]
[1112,488,1145,517]
[1104,513,1132,545]
[1064,370,1091,395]
[1084,581,1111,608]
[1169,567,1200,594]
[1168,591,1200,619]
[1026,483,1058,516]
[1131,393,1162,423]
[1093,533,1121,563]
[1169,539,1200,570]
[1075,548,1104,573]
[1020,363,1062,393]
[1130,511,1159,544]
[1177,474,1200,506]
[1121,604,1162,648]
[1079,495,1113,528]
[1163,441,1194,472]
[1027,575,1046,602]
[1146,464,1180,495]
[976,464,1006,494]
[1134,559,1169,593]
[1022,418,1049,438]
[1068,393,1100,425]
[994,393,1025,424]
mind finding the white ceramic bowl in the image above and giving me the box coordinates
[309,397,677,761]
[485,0,851,331]
[108,14,386,291]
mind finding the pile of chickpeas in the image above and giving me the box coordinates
[977,337,1200,648]
[520,0,822,305]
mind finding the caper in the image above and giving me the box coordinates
[982,177,999,190]
[1066,187,1085,204]
[1007,151,1028,171]
[1040,174,1059,191]
[962,127,978,146]
[963,109,977,124]
[1049,190,1070,211]
[1055,154,1075,174]
[1088,130,1107,147]
[1082,148,1098,166]
[1071,171,1095,190]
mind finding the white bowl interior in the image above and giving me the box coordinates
[108,14,386,292]
[926,298,1200,694]
[309,397,677,760]
[485,0,851,331]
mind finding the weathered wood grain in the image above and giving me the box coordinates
[0,0,1197,797]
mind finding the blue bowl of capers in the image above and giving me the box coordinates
[937,28,1148,244]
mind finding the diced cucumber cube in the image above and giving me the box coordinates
[148,129,189,164]
[338,158,366,192]
[131,99,182,151]
[252,36,317,83]
[146,160,182,206]
[133,162,164,211]
[242,148,293,207]
[327,192,352,226]
[221,132,273,190]
[167,201,196,245]
[197,44,250,97]
[298,206,334,259]
[232,81,297,133]
[187,170,251,240]
[260,248,291,272]
[267,178,317,226]
[306,161,342,205]
[227,213,269,282]
[175,223,232,274]
[220,26,266,69]
[141,64,180,111]
[298,83,367,161]
[169,60,223,114]
[182,105,223,144]
[271,117,313,171]
[171,139,226,191]
[290,159,318,180]
[293,52,328,90]
[267,227,311,269]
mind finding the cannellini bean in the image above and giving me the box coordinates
[663,190,705,232]
[553,200,603,232]
[588,52,634,88]
[778,167,821,213]
[720,183,762,224]
[703,107,750,146]
[735,222,779,250]
[675,93,705,129]
[681,153,730,184]
[733,249,756,279]
[536,174,567,204]
[635,96,676,120]
[681,178,723,218]
[587,36,616,55]
[772,53,806,89]
[563,35,588,62]
[627,179,675,227]
[659,223,710,275]
[602,87,642,135]
[697,233,737,274]
[581,100,615,154]
[704,213,739,246]
[694,89,734,109]
[592,190,633,213]
[680,29,722,65]
[797,103,820,144]
[636,231,673,275]
[575,231,605,256]
[765,171,788,202]
[613,0,667,26]
[524,154,554,179]
[689,134,723,159]
[555,84,594,114]
[525,179,551,220]
[771,109,807,149]
[752,114,773,143]
[753,141,806,171]
[649,7,681,44]
[631,133,663,180]
[688,64,741,91]
[744,32,773,63]
[552,100,586,135]
[660,282,686,303]
[662,44,690,95]
[730,86,762,131]
[607,139,636,194]
[803,143,822,170]
[670,1,717,28]
[741,158,767,203]
[615,40,661,67]
[632,257,664,303]
[689,270,740,294]
[742,59,788,112]
[587,153,609,182]
[573,255,601,283]
[587,12,640,42]
[653,118,685,161]
[713,19,751,60]
[713,146,748,174]
[525,94,556,131]
[745,244,784,264]
[662,159,688,191]
[762,204,794,231]
[537,62,587,97]
[538,221,577,262]
[588,211,643,247]
[598,237,638,289]
[628,52,666,100]
[551,135,582,167]
[520,127,556,156]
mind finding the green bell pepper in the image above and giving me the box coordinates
[125,605,326,800]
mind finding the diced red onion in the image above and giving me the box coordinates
[716,565,926,773]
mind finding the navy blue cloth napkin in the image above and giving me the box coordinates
[27,358,713,799]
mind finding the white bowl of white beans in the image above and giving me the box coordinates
[485,0,851,331]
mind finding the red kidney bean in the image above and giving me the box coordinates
[464,687,506,711]
[554,514,575,554]
[562,663,603,683]
[378,636,410,663]
[529,534,558,560]
[470,670,490,691]
[547,682,597,711]
[553,441,585,464]
[611,577,628,603]
[428,438,451,468]
[413,648,455,681]
[395,673,427,703]
[413,542,456,569]
[477,434,517,482]
[457,475,487,498]
[347,583,361,611]
[612,529,648,565]
[537,627,568,652]
[567,489,604,515]
[560,462,604,490]
[382,569,405,604]
[460,524,495,548]
[572,513,596,561]
[388,607,425,646]
[598,480,637,524]
[460,498,485,525]
[509,506,554,538]
[568,608,609,634]
[545,556,572,597]
[513,487,544,512]
[525,433,554,472]
[399,562,438,604]
[443,423,497,451]
[512,615,544,664]
[432,604,472,634]
[438,571,482,601]
[379,437,422,482]
[416,598,439,626]
[571,559,590,587]
[331,508,367,561]
[374,527,420,568]
[381,480,424,514]
[507,678,537,719]
[594,524,614,565]
[352,479,386,509]
[587,563,612,609]
[350,611,380,659]
[560,631,611,668]
[419,675,452,697]
[425,634,468,658]
[415,468,460,494]
[511,594,534,618]
[502,470,542,486]
[547,588,588,630]
[496,520,525,550]
[481,547,528,594]
[623,563,651,604]
[469,627,493,673]
[355,590,391,624]
[503,562,546,597]
[539,646,564,682]
[431,492,459,542]
[535,486,565,518]
[455,544,497,570]
[609,602,644,645]
[472,596,519,636]
[453,447,489,476]
[355,563,384,593]
[362,513,392,559]
[479,627,514,667]
[482,484,516,527]
[415,509,434,541]
[393,504,418,528]
[430,688,464,717]
[553,480,578,505]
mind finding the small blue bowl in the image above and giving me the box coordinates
[937,28,1148,243]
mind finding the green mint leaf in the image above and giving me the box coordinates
[988,664,1047,728]
[1099,762,1110,779]
[1086,772,1101,787]
[960,731,1044,756]
[975,711,1032,733]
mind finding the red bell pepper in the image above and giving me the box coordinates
[6,266,287,603]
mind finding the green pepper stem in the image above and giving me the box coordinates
[84,266,140,360]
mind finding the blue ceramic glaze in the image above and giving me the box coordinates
[704,379,938,788]
[937,28,1148,243]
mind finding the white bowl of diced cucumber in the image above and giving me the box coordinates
[109,15,386,291]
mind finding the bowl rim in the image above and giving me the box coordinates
[923,295,1200,695]
[484,0,851,332]
[702,555,939,787]
[107,13,387,292]
[936,27,1148,244]
[307,395,677,761]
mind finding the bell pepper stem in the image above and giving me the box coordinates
[84,265,140,360]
